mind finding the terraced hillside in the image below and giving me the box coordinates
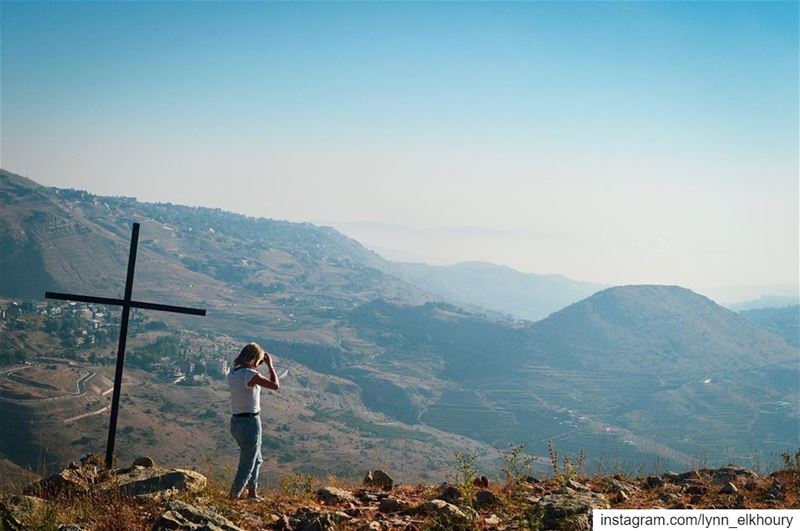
[1,169,797,481]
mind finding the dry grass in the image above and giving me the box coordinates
[3,450,798,530]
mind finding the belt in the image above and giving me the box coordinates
[232,412,259,418]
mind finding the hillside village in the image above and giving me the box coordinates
[0,298,231,384]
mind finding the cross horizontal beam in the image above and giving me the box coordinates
[44,291,206,316]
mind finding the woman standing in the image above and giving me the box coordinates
[227,342,280,500]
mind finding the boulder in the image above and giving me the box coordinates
[532,492,610,531]
[658,493,681,504]
[316,486,357,505]
[154,500,243,531]
[720,482,738,494]
[23,466,99,498]
[705,466,758,485]
[0,499,23,531]
[2,495,47,524]
[436,484,462,504]
[108,467,206,496]
[566,479,590,492]
[378,497,411,514]
[282,508,343,531]
[475,490,501,509]
[472,476,490,489]
[363,470,394,491]
[644,476,664,489]
[418,499,474,528]
[612,490,629,503]
[765,478,786,501]
[610,478,637,493]
[133,456,156,468]
[684,485,707,496]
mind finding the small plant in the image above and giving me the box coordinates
[780,448,800,473]
[500,443,537,491]
[279,472,316,497]
[547,440,586,491]
[452,452,479,503]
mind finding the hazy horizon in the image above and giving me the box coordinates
[2,1,798,294]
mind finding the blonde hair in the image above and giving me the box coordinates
[233,342,265,369]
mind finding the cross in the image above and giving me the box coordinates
[45,222,206,468]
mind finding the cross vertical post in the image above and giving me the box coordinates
[105,222,139,469]
[45,221,206,469]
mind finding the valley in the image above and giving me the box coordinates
[0,169,797,490]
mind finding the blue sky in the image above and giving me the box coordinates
[1,1,798,296]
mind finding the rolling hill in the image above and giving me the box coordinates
[0,168,797,480]
[390,261,604,321]
[348,287,799,469]
[740,305,800,348]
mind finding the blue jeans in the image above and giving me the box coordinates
[229,415,263,496]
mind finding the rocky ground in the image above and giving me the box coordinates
[1,454,798,530]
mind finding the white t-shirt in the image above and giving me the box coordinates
[227,367,261,414]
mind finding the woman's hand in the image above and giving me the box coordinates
[262,352,274,369]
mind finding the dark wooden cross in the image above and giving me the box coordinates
[45,222,206,468]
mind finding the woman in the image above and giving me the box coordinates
[227,342,280,500]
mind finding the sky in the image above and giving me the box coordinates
[1,1,798,299]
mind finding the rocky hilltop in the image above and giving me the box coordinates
[1,453,798,530]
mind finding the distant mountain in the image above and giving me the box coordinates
[527,285,796,372]
[740,305,800,348]
[390,261,604,322]
[349,286,799,468]
[0,168,430,339]
[1,169,797,477]
[728,295,800,312]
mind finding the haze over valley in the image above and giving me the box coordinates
[1,169,797,487]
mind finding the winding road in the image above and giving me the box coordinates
[0,365,98,402]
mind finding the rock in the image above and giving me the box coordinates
[658,493,681,504]
[316,486,357,505]
[484,514,501,526]
[475,489,501,509]
[612,490,629,503]
[566,479,590,492]
[720,482,738,494]
[0,500,23,531]
[133,456,156,468]
[610,478,637,494]
[532,492,610,531]
[23,466,99,498]
[288,508,341,531]
[765,478,786,501]
[2,495,47,523]
[274,514,293,531]
[689,495,703,505]
[744,481,757,491]
[706,466,758,485]
[472,476,489,488]
[661,471,679,482]
[644,476,664,489]
[109,467,206,496]
[684,485,707,496]
[363,470,394,491]
[56,526,87,531]
[418,500,474,528]
[378,497,411,514]
[154,500,243,530]
[437,484,462,504]
[361,522,383,531]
